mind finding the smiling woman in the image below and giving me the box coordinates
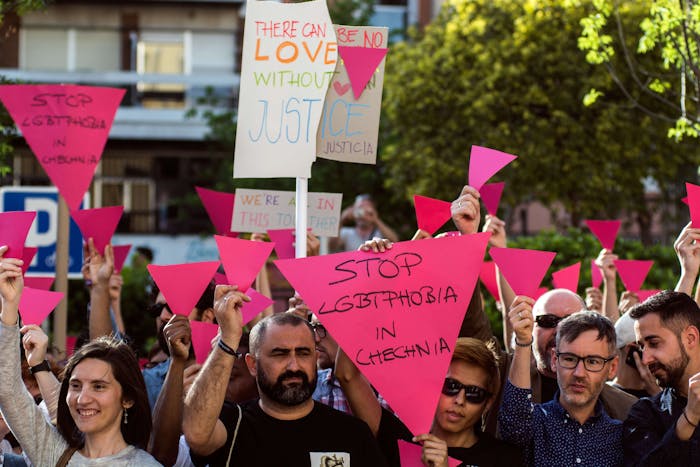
[0,246,162,466]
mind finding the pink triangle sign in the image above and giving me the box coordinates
[533,286,549,301]
[489,247,556,298]
[21,247,38,275]
[242,288,274,324]
[0,211,36,259]
[637,289,662,303]
[24,276,54,291]
[266,229,295,259]
[147,261,220,316]
[0,85,125,210]
[195,186,236,235]
[682,196,689,206]
[479,261,501,303]
[215,235,274,292]
[413,195,452,235]
[397,440,461,467]
[113,244,132,273]
[19,287,64,325]
[614,259,653,292]
[337,46,388,99]
[71,206,124,254]
[275,233,491,436]
[585,220,621,251]
[552,262,581,293]
[480,182,505,216]
[686,183,700,228]
[214,272,229,285]
[468,146,517,192]
[190,321,220,365]
[591,259,603,288]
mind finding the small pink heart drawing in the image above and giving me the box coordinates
[333,81,351,96]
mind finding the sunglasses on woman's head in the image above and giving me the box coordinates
[534,314,565,329]
[441,378,491,404]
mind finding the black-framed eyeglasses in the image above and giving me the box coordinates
[556,352,615,372]
[311,322,327,339]
[441,378,491,404]
[535,314,565,329]
[147,302,172,317]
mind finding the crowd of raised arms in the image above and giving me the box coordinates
[0,185,698,467]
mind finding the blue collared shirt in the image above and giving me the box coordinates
[499,380,623,466]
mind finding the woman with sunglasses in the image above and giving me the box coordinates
[336,337,520,467]
[0,247,161,466]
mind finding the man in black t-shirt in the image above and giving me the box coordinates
[183,286,386,467]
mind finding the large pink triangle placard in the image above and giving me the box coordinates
[242,288,274,324]
[337,46,388,100]
[71,206,124,254]
[21,247,38,275]
[552,262,580,293]
[113,244,132,273]
[585,220,621,251]
[147,261,220,316]
[397,440,461,467]
[190,320,220,365]
[686,183,700,228]
[0,211,36,259]
[637,289,662,303]
[215,235,274,291]
[195,186,236,236]
[591,259,603,288]
[275,233,491,436]
[266,229,295,260]
[468,146,517,192]
[480,182,505,216]
[489,247,556,298]
[413,195,452,235]
[24,276,54,291]
[19,287,64,325]
[0,85,125,210]
[614,259,653,292]
[479,261,500,303]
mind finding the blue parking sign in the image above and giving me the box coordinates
[0,187,89,278]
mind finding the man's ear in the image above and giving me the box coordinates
[245,353,257,377]
[683,325,700,351]
[200,307,215,324]
[550,347,558,371]
[607,355,619,381]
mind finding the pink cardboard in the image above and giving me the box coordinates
[489,248,556,298]
[266,229,296,260]
[214,272,229,285]
[413,195,452,235]
[585,220,621,251]
[113,244,132,273]
[0,85,125,210]
[552,262,581,294]
[71,206,124,254]
[397,440,461,467]
[637,289,662,303]
[18,287,64,325]
[533,286,549,301]
[468,146,517,192]
[682,196,689,206]
[0,211,36,259]
[614,259,654,292]
[686,183,700,228]
[190,320,220,365]
[21,247,38,275]
[66,335,78,357]
[147,261,220,316]
[215,235,274,291]
[23,276,54,291]
[242,288,274,324]
[591,259,603,288]
[479,261,501,303]
[195,186,236,236]
[275,233,491,436]
[480,182,505,216]
[337,46,389,100]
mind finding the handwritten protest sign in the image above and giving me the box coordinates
[231,188,342,237]
[317,25,388,164]
[0,85,124,210]
[234,0,337,178]
[275,233,490,435]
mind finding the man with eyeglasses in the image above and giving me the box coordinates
[499,299,623,465]
[622,290,700,466]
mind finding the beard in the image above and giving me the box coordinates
[648,343,690,388]
[535,336,557,374]
[257,365,317,406]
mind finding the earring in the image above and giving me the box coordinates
[123,408,128,425]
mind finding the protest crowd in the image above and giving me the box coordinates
[0,179,697,467]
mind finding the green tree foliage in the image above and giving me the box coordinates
[580,0,700,140]
[381,0,698,238]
